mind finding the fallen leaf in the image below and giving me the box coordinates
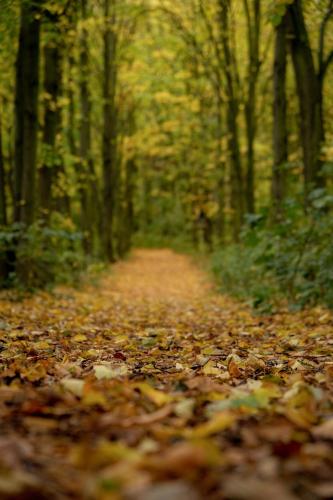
[228,359,241,378]
[135,382,173,407]
[185,411,235,438]
[61,378,84,397]
[94,364,128,380]
[72,334,87,342]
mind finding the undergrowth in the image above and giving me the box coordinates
[211,190,333,312]
[0,214,86,290]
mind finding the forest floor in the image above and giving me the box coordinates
[0,249,332,500]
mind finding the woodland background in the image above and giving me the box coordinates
[1,0,333,310]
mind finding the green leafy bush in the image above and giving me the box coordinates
[0,215,85,289]
[212,190,333,310]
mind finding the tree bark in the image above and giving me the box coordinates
[243,0,261,214]
[79,0,96,253]
[286,0,323,197]
[215,95,226,243]
[0,112,7,226]
[272,15,288,220]
[39,38,62,220]
[218,0,244,240]
[14,0,42,225]
[118,157,136,256]
[102,0,118,261]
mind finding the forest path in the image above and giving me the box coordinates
[0,249,332,499]
[108,248,212,302]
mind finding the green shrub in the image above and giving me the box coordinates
[211,244,279,312]
[212,190,333,310]
[0,215,85,289]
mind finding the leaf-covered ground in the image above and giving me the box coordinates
[0,249,332,499]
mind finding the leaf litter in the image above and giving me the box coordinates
[0,249,332,499]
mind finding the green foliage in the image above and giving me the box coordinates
[0,215,85,289]
[211,243,279,313]
[267,0,294,26]
[133,231,194,254]
[212,191,333,311]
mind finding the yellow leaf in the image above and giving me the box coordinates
[203,361,221,376]
[34,340,50,350]
[94,364,128,380]
[82,389,108,407]
[73,334,87,342]
[61,378,84,397]
[283,382,317,428]
[22,363,47,382]
[185,412,235,438]
[135,382,173,407]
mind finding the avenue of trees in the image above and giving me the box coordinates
[0,0,333,303]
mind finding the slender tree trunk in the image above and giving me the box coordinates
[125,158,136,252]
[215,94,226,243]
[0,112,8,283]
[117,157,136,257]
[2,96,15,210]
[67,51,77,162]
[243,0,261,214]
[14,0,42,225]
[102,0,117,261]
[218,0,244,240]
[0,112,7,226]
[317,0,333,151]
[141,160,152,232]
[79,0,95,253]
[286,0,323,198]
[60,50,78,218]
[272,15,288,220]
[39,38,62,220]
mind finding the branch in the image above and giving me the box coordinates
[198,0,223,68]
[318,0,333,72]
[158,6,223,94]
[320,49,333,80]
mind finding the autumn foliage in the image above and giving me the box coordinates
[0,250,332,499]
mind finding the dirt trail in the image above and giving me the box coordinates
[110,248,211,302]
[0,249,332,499]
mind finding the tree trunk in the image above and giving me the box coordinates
[39,39,62,220]
[215,94,226,243]
[272,15,288,220]
[116,157,134,258]
[124,158,136,253]
[102,0,117,262]
[64,49,77,221]
[67,50,77,162]
[79,0,96,253]
[14,0,42,225]
[286,0,323,198]
[0,112,7,226]
[243,0,261,214]
[218,0,244,240]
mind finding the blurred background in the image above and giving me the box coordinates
[1,0,333,309]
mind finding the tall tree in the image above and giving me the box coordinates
[39,12,63,220]
[14,0,42,225]
[79,0,96,252]
[218,0,244,239]
[272,13,288,220]
[243,0,261,214]
[286,0,333,197]
[102,0,118,261]
[0,111,7,226]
